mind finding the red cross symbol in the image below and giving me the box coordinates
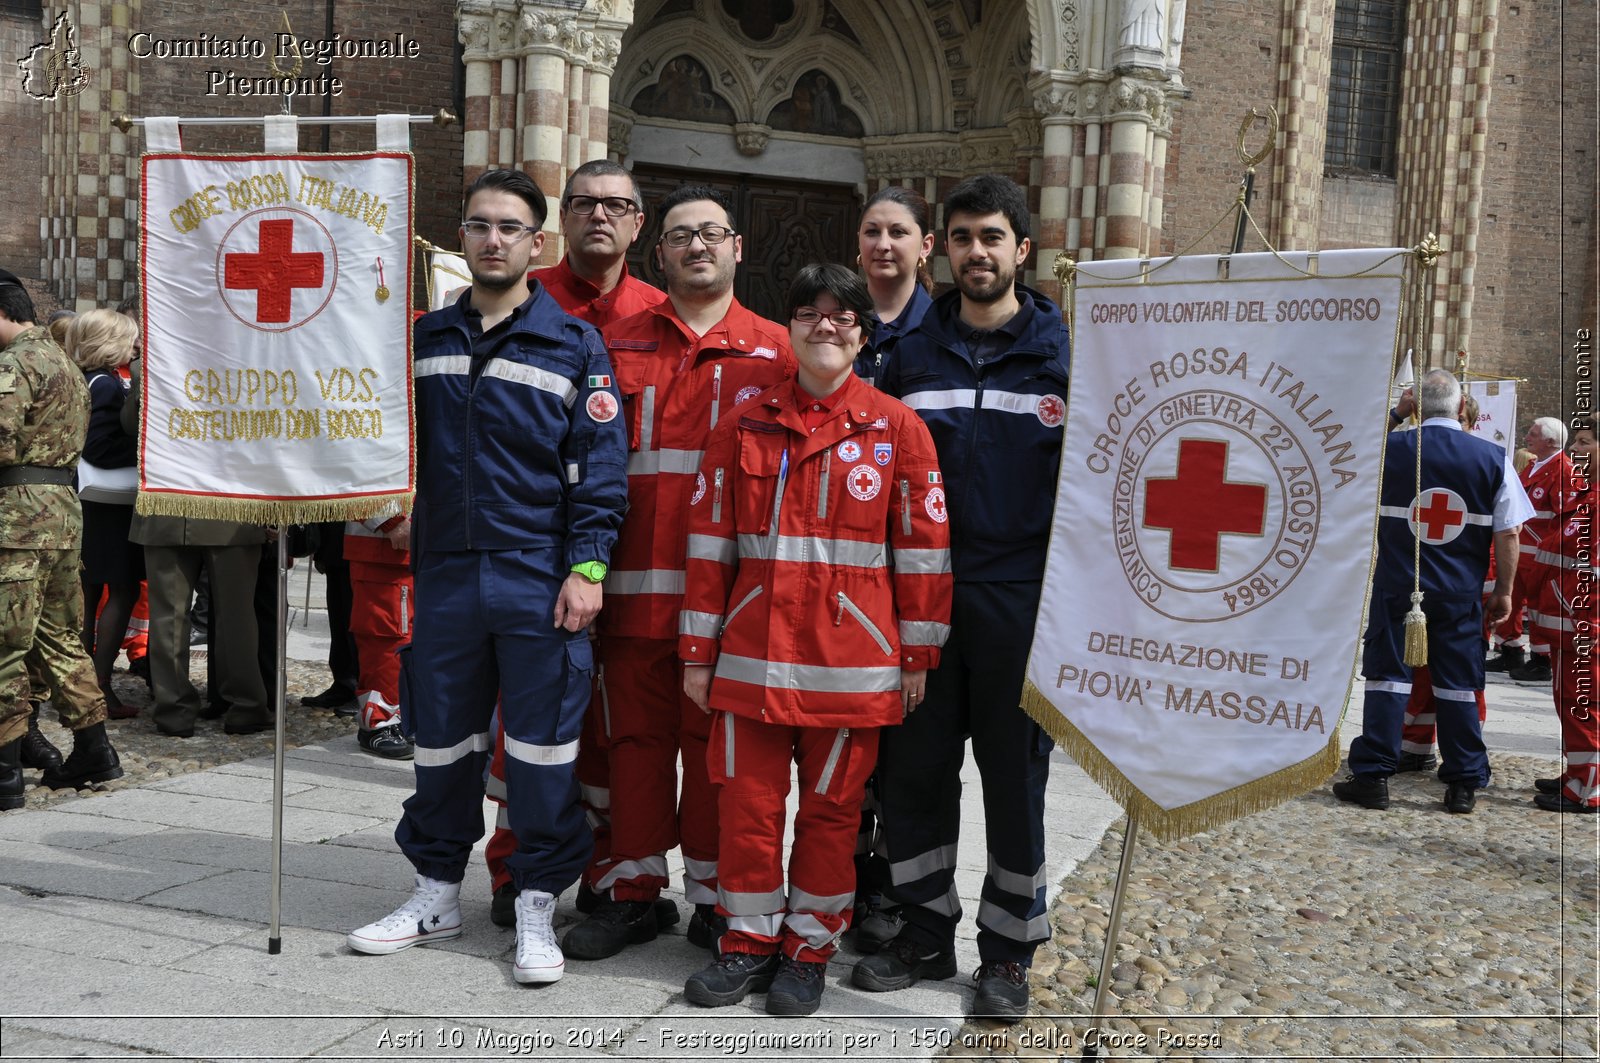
[1144,438,1268,572]
[925,486,947,523]
[224,219,325,323]
[1411,489,1467,543]
[853,469,877,494]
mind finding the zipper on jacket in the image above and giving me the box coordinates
[710,363,723,430]
[721,584,764,636]
[597,662,613,738]
[835,592,893,656]
[815,728,850,795]
[724,711,736,777]
[399,585,410,636]
[767,448,789,540]
[712,467,725,524]
[899,479,911,536]
[817,450,831,519]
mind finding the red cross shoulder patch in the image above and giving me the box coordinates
[847,464,881,501]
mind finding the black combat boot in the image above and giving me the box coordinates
[0,738,23,810]
[41,722,123,790]
[20,703,62,772]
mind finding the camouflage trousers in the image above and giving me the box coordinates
[0,547,106,746]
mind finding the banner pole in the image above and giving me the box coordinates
[268,527,288,955]
[1081,812,1140,1061]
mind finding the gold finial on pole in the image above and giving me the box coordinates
[1235,106,1278,171]
[1053,252,1077,290]
[1413,232,1443,268]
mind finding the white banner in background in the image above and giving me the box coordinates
[1465,378,1517,458]
[139,152,414,523]
[1023,249,1406,839]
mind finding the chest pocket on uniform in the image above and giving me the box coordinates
[737,431,785,535]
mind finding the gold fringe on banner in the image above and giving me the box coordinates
[134,490,414,527]
[1021,680,1343,843]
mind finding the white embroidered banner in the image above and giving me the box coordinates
[1023,249,1405,839]
[138,152,414,522]
[1465,378,1517,458]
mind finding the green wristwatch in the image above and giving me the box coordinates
[571,561,608,584]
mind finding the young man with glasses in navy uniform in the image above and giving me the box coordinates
[480,159,672,931]
[558,186,795,965]
[346,170,628,987]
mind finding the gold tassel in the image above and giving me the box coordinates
[135,490,414,526]
[1402,590,1428,666]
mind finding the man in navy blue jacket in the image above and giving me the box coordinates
[347,170,629,986]
[851,174,1069,1023]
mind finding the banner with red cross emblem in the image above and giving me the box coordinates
[137,152,414,523]
[1022,249,1405,839]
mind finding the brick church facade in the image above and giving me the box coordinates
[4,0,1593,419]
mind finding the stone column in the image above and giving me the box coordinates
[1269,0,1336,251]
[457,2,497,189]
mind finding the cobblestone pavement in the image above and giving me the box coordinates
[941,752,1598,1061]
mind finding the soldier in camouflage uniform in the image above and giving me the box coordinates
[0,269,121,809]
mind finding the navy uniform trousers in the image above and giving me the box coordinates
[1348,589,1491,787]
[395,548,593,895]
[876,579,1052,965]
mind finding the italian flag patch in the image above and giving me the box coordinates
[588,375,612,388]
[928,471,941,483]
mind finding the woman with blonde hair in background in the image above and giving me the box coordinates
[855,185,935,387]
[64,309,143,719]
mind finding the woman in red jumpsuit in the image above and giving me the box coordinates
[677,263,953,1015]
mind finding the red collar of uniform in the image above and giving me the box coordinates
[649,296,764,354]
[540,255,639,301]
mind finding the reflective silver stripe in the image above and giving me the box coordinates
[784,912,843,949]
[640,386,655,451]
[1377,505,1492,526]
[717,654,900,693]
[710,363,722,430]
[626,447,705,476]
[917,883,962,918]
[399,585,409,636]
[981,389,1048,416]
[503,735,579,765]
[495,806,509,829]
[684,857,718,887]
[1533,547,1600,574]
[893,547,952,575]
[721,585,764,634]
[899,620,951,646]
[1532,509,1554,520]
[579,783,610,812]
[594,855,669,891]
[900,479,911,536]
[597,663,613,739]
[815,728,849,795]
[414,355,470,377]
[484,772,507,802]
[726,913,784,937]
[987,856,1047,900]
[903,388,976,411]
[1432,687,1478,703]
[686,533,737,566]
[565,462,580,484]
[679,610,723,638]
[818,450,830,519]
[712,468,724,523]
[723,711,736,777]
[1570,752,1600,765]
[977,898,1050,943]
[482,357,579,406]
[788,886,853,914]
[606,568,686,595]
[1528,609,1572,632]
[413,730,492,767]
[1365,680,1411,695]
[890,842,959,884]
[839,593,893,657]
[738,533,888,568]
[719,886,786,916]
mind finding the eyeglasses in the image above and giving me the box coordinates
[660,224,736,248]
[564,195,637,219]
[461,220,539,241]
[793,307,862,328]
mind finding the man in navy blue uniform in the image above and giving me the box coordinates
[347,170,628,985]
[851,174,1069,1023]
[1336,368,1531,815]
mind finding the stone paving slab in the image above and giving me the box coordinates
[48,786,387,843]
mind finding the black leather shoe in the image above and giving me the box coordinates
[0,739,24,810]
[1395,751,1438,773]
[684,951,780,1007]
[766,957,826,1016]
[687,902,726,951]
[1333,774,1390,810]
[41,723,123,790]
[1535,777,1563,796]
[20,709,62,772]
[301,684,357,710]
[562,897,658,960]
[1535,792,1599,813]
[1508,655,1552,683]
[853,894,904,953]
[491,883,518,928]
[358,722,414,760]
[1484,646,1526,673]
[127,655,151,687]
[222,716,273,736]
[1443,784,1476,814]
[851,938,958,992]
[971,960,1030,1023]
[155,722,195,738]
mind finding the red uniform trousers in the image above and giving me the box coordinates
[592,635,719,904]
[1497,561,1542,654]
[711,711,880,963]
[1400,666,1488,756]
[1551,640,1600,808]
[348,559,412,729]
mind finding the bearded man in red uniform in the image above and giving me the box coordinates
[560,186,796,962]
